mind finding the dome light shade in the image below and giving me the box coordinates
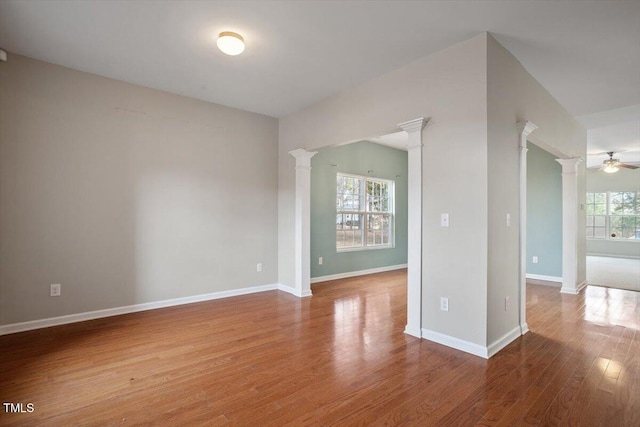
[217,32,245,56]
[603,159,619,173]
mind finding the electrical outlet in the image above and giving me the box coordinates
[440,213,449,227]
[505,296,510,311]
[532,256,538,264]
[319,257,323,265]
[440,297,449,312]
[506,213,511,227]
[256,263,262,272]
[50,284,61,297]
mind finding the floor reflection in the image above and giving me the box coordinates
[584,285,639,330]
[331,288,394,382]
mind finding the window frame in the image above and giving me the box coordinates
[336,172,395,252]
[586,191,640,241]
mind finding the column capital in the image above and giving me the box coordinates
[556,157,583,173]
[289,149,318,169]
[516,121,538,138]
[289,148,318,161]
[398,117,428,134]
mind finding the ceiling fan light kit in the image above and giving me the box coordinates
[595,151,639,173]
[603,159,620,173]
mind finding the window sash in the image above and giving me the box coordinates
[337,173,394,250]
[586,191,639,240]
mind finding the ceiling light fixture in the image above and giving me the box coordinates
[602,152,620,173]
[603,159,619,173]
[217,31,245,56]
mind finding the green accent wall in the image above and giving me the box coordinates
[310,141,408,278]
[527,142,563,277]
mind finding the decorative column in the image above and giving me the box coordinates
[289,149,318,297]
[556,157,586,295]
[398,117,427,338]
[517,121,537,335]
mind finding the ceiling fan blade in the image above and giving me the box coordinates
[618,163,639,169]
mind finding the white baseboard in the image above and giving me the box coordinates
[311,264,407,284]
[578,280,588,293]
[560,280,588,295]
[487,326,522,358]
[277,284,312,298]
[421,328,488,359]
[0,283,281,336]
[404,325,422,338]
[526,273,562,283]
[521,323,529,335]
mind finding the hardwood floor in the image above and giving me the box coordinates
[1,270,638,426]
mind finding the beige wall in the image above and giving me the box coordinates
[0,55,279,325]
[1,33,587,354]
[486,35,587,344]
[280,33,587,351]
[280,34,490,346]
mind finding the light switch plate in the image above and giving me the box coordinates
[50,284,61,297]
[440,297,449,312]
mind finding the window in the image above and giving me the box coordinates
[586,192,607,239]
[586,191,639,240]
[336,173,394,250]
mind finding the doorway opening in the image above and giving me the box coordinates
[290,118,426,337]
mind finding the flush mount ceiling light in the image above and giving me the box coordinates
[217,31,245,56]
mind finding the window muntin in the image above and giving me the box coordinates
[337,173,394,250]
[586,191,639,240]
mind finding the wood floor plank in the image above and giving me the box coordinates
[1,272,639,426]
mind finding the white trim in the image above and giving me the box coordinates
[421,328,489,359]
[399,117,426,342]
[404,325,422,338]
[587,252,640,260]
[560,280,587,295]
[557,158,584,295]
[336,244,395,253]
[520,322,529,335]
[587,239,640,244]
[526,273,563,283]
[517,120,537,344]
[336,172,395,251]
[310,264,407,284]
[398,118,427,133]
[0,283,280,336]
[290,148,318,298]
[277,283,312,298]
[487,326,522,358]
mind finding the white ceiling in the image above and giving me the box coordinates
[0,1,638,154]
[366,132,409,152]
[578,105,640,167]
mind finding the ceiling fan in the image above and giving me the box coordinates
[591,151,639,173]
